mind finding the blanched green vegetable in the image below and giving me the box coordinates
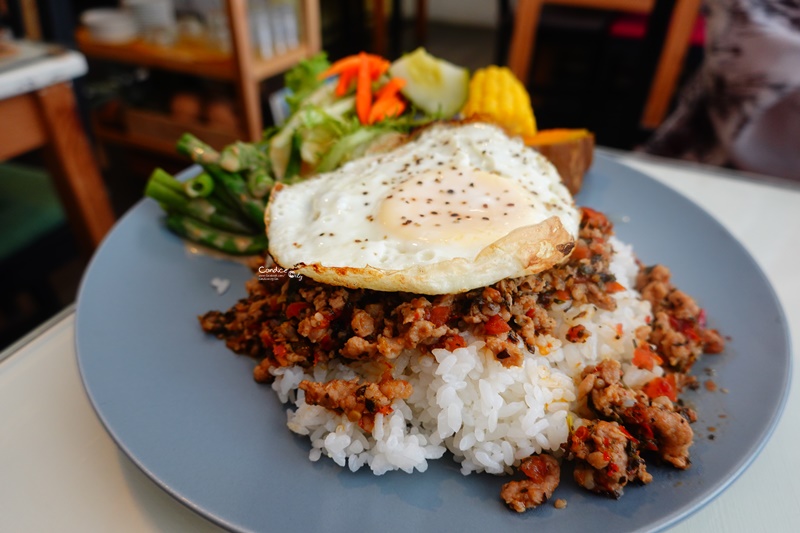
[219,141,269,173]
[145,169,252,234]
[247,168,275,199]
[315,127,388,173]
[284,52,331,115]
[183,172,214,198]
[165,214,268,256]
[176,133,220,165]
[203,165,266,232]
[175,135,266,231]
[151,49,473,257]
[269,84,352,179]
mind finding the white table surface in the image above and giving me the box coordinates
[1,151,798,532]
[0,40,87,101]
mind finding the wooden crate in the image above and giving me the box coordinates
[124,107,243,151]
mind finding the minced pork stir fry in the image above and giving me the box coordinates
[200,207,724,512]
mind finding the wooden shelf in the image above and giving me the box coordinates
[79,0,321,143]
[91,107,244,158]
[76,28,312,82]
[92,123,183,159]
[252,45,314,80]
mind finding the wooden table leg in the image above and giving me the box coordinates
[34,82,115,253]
[507,0,545,84]
[227,0,262,142]
[372,0,387,56]
[640,0,702,128]
[415,0,427,46]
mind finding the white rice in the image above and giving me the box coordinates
[274,237,659,476]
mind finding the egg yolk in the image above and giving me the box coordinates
[377,169,536,250]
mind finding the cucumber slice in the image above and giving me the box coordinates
[389,48,469,117]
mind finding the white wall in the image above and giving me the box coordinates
[403,0,498,28]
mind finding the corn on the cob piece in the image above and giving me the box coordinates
[461,66,537,138]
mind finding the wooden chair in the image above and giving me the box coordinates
[370,0,428,58]
[1,0,115,254]
[507,0,702,129]
[0,163,78,348]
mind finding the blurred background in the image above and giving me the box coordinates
[0,0,706,349]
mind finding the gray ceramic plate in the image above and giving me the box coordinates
[76,155,791,533]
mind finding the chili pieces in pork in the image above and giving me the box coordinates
[199,206,726,509]
[200,207,670,380]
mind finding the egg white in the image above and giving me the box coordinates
[266,122,580,294]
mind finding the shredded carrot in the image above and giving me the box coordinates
[335,69,355,96]
[356,52,372,124]
[318,56,361,78]
[317,53,389,80]
[374,77,406,100]
[368,95,406,124]
[367,77,407,123]
[317,52,405,124]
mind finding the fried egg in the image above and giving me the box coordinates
[266,122,580,294]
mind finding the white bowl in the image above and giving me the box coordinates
[81,8,139,44]
[122,0,176,30]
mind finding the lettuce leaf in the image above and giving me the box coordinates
[284,52,331,115]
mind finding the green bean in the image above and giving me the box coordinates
[145,169,253,234]
[176,133,220,165]
[165,214,268,255]
[247,168,275,199]
[184,172,215,198]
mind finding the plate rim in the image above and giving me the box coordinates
[74,153,793,533]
